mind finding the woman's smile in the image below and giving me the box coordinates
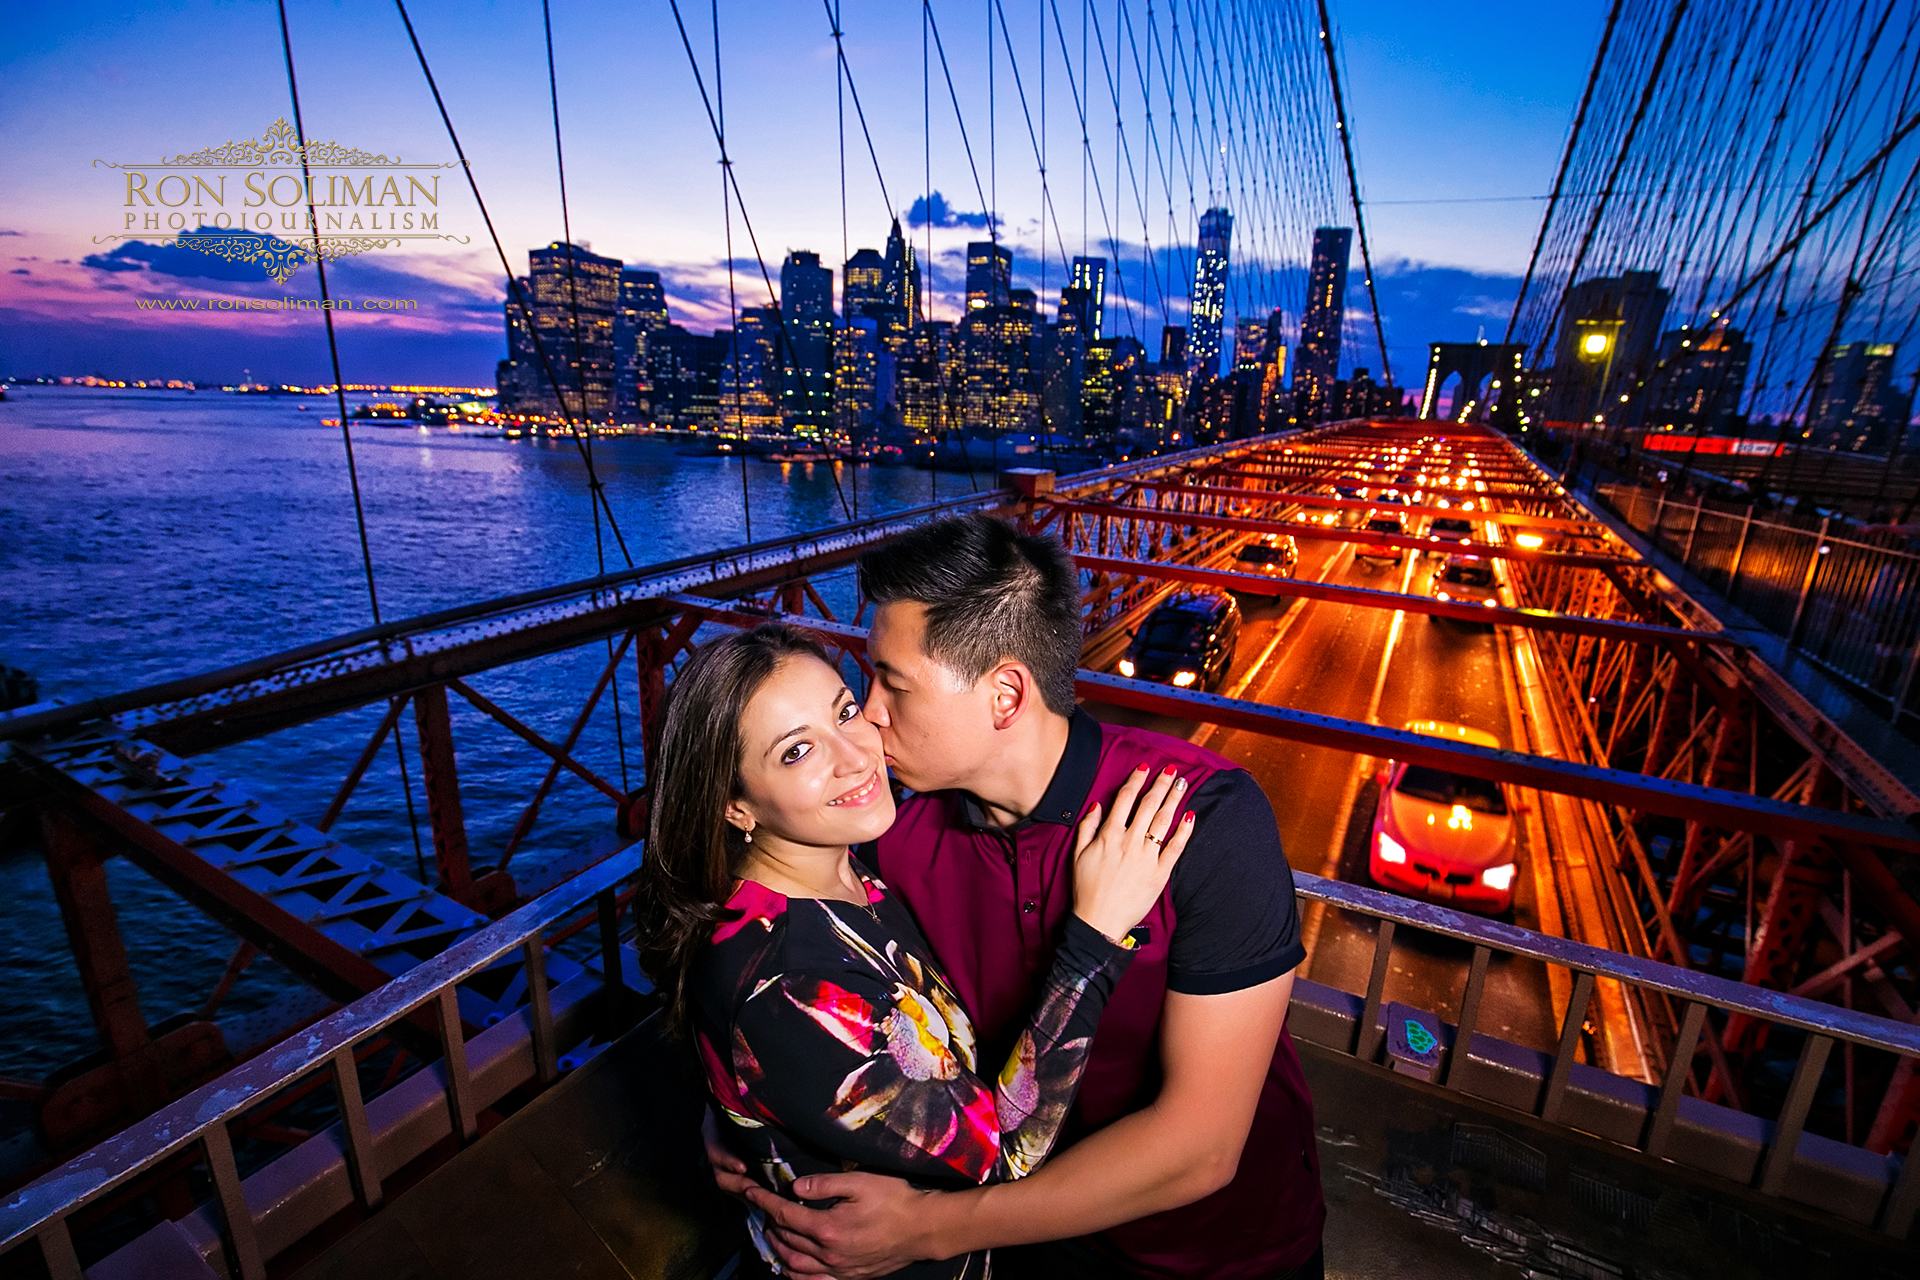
[826,770,883,808]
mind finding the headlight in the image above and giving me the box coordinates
[1483,598,1497,608]
[1376,830,1407,864]
[1118,658,1136,677]
[1171,671,1197,688]
[1480,863,1516,891]
[1514,533,1545,550]
[1435,590,1450,601]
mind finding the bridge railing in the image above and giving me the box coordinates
[1289,869,1920,1239]
[0,846,643,1280]
[7,852,1913,1280]
[1599,483,1920,719]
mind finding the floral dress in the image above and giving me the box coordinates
[690,858,1134,1279]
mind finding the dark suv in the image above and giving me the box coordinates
[1118,592,1241,691]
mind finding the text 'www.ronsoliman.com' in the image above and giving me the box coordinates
[133,297,419,312]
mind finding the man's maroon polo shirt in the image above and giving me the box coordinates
[872,708,1325,1278]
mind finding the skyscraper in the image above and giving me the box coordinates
[496,242,622,421]
[781,251,835,433]
[1295,227,1352,423]
[843,248,887,320]
[614,268,669,424]
[1070,256,1107,336]
[1808,341,1913,453]
[1233,316,1266,373]
[1642,323,1751,434]
[966,241,1013,311]
[1188,208,1233,379]
[884,218,921,324]
[721,307,784,434]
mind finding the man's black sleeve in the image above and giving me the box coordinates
[1165,768,1306,995]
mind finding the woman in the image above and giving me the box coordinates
[635,623,1195,1279]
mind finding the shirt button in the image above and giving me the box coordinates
[1022,900,1037,914]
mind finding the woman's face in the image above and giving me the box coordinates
[731,654,896,850]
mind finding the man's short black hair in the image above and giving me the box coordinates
[859,513,1082,716]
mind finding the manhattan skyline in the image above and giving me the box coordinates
[0,1,1608,385]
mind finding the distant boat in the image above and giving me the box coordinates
[767,447,841,464]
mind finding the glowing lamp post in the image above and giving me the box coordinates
[1573,318,1624,430]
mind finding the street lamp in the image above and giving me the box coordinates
[1574,318,1624,432]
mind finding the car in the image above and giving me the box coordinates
[1429,555,1501,611]
[1368,721,1518,915]
[1118,591,1241,691]
[1354,511,1407,566]
[1232,535,1298,578]
[1426,515,1476,556]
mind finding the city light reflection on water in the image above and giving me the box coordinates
[0,386,985,1079]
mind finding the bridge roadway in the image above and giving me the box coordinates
[1088,534,1565,1057]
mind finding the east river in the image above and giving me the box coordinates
[0,385,992,1083]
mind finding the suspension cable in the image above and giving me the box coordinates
[1314,0,1391,386]
[393,0,634,568]
[276,1,380,626]
[280,2,429,875]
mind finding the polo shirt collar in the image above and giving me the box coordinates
[958,707,1104,832]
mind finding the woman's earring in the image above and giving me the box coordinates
[742,829,753,844]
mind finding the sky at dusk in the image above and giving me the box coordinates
[0,0,1609,386]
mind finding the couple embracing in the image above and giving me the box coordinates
[634,514,1325,1279]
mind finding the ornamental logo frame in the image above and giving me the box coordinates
[94,118,468,285]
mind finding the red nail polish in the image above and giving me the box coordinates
[1135,764,1149,773]
[1163,764,1178,776]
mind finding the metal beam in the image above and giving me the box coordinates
[1124,479,1602,533]
[663,596,1920,854]
[1047,499,1643,569]
[1072,554,1740,648]
[411,686,472,902]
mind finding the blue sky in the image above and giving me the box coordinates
[0,0,1608,384]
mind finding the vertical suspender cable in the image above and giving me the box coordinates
[1314,0,1391,387]
[394,0,634,568]
[279,2,427,880]
[709,0,754,544]
[542,0,630,792]
[277,2,381,628]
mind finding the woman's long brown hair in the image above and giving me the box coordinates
[634,622,830,1034]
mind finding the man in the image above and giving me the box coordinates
[715,513,1324,1278]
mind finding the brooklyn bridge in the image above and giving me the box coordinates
[5,1,1920,1278]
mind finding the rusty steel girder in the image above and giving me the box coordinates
[1045,498,1644,570]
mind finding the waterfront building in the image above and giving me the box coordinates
[1084,335,1148,444]
[959,302,1040,435]
[1070,256,1107,336]
[1295,227,1352,423]
[1808,341,1914,453]
[781,251,835,434]
[1044,290,1090,437]
[843,248,887,320]
[645,324,724,428]
[496,241,622,421]
[614,268,670,424]
[895,321,954,440]
[721,306,784,434]
[832,317,891,444]
[967,241,1013,312]
[1188,208,1232,379]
